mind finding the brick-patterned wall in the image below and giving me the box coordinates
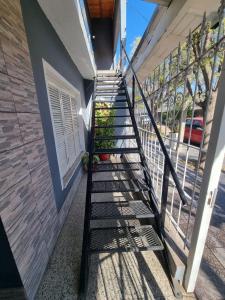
[0,1,81,299]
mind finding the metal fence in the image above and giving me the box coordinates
[125,2,225,247]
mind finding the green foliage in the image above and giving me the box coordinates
[148,20,223,136]
[143,20,223,107]
[130,36,141,58]
[82,152,100,166]
[95,103,116,149]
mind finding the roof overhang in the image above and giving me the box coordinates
[129,0,220,82]
[144,0,171,7]
[38,0,96,80]
[87,0,115,18]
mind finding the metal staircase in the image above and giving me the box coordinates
[78,70,171,299]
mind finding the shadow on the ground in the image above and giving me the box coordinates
[87,250,169,300]
[195,247,225,299]
[87,158,173,299]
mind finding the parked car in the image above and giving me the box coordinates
[184,117,204,145]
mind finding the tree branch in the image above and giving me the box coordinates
[186,78,194,98]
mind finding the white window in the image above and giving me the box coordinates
[43,61,85,189]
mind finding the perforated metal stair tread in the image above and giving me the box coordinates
[96,86,124,90]
[95,124,133,129]
[94,148,139,154]
[96,78,122,81]
[89,225,163,253]
[97,74,120,76]
[96,78,122,83]
[96,86,123,90]
[96,83,123,87]
[94,99,127,103]
[91,179,149,193]
[91,201,154,220]
[96,90,126,94]
[95,91,125,95]
[95,115,131,118]
[94,162,141,172]
[94,135,136,141]
[95,106,129,110]
[96,74,122,77]
[96,81,123,84]
[95,95,127,100]
[96,72,121,76]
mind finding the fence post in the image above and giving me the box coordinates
[184,55,225,292]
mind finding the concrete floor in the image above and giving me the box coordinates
[35,165,196,300]
[35,174,86,300]
[141,140,225,299]
[34,159,225,300]
[195,168,225,300]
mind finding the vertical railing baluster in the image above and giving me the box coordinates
[161,162,170,230]
[132,75,135,109]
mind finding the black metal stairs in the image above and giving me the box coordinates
[78,70,165,299]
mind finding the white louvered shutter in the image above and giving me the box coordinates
[71,97,81,156]
[47,84,67,177]
[61,91,76,168]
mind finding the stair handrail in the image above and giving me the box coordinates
[121,42,187,206]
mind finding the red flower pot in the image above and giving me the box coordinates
[99,153,110,161]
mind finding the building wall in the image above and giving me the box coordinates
[0,218,23,289]
[21,0,88,210]
[113,0,120,61]
[92,18,113,69]
[0,0,84,299]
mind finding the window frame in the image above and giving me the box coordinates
[43,60,85,189]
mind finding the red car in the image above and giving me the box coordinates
[184,117,204,145]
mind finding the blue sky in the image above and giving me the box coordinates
[126,0,157,57]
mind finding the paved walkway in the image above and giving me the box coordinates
[35,174,86,300]
[35,164,195,300]
[35,158,225,299]
[145,141,225,299]
[195,169,225,300]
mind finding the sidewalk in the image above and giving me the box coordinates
[195,169,225,300]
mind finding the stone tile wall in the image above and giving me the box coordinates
[0,1,82,298]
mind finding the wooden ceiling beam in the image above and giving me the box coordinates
[87,0,115,18]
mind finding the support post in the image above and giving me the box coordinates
[184,56,225,292]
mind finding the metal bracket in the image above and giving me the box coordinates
[207,188,218,208]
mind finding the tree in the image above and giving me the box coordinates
[184,21,223,169]
[141,17,224,170]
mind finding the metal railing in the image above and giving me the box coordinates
[121,42,188,235]
[121,1,225,247]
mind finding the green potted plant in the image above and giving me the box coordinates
[95,138,115,161]
[95,102,115,161]
[82,152,100,172]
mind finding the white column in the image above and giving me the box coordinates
[120,0,127,70]
[184,56,225,292]
[120,0,126,41]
